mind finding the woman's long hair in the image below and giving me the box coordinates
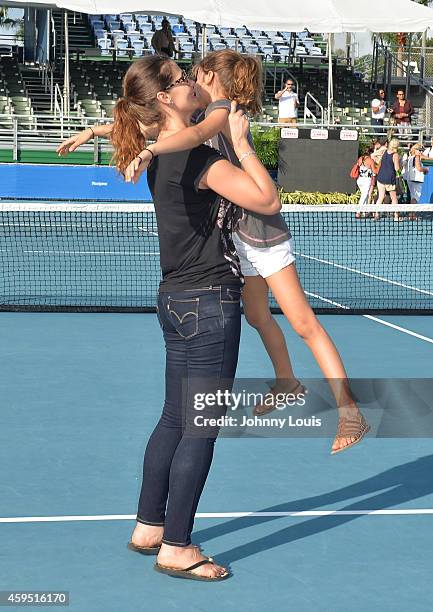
[199,49,263,116]
[111,56,174,174]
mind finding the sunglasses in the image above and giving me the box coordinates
[165,69,190,91]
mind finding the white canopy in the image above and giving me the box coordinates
[5,0,433,32]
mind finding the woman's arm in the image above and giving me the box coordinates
[124,107,229,183]
[366,157,377,173]
[415,152,429,174]
[199,105,281,215]
[393,152,400,172]
[56,123,113,156]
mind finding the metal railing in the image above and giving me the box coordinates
[304,91,324,125]
[0,113,430,163]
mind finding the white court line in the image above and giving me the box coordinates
[363,315,433,345]
[1,510,433,523]
[305,291,433,345]
[296,251,433,297]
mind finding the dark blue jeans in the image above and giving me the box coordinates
[137,285,241,546]
[372,118,384,135]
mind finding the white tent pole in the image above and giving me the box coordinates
[201,23,207,59]
[327,32,333,126]
[63,10,70,118]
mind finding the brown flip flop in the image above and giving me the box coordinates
[127,541,161,556]
[154,557,230,581]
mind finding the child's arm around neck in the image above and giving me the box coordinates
[124,101,231,183]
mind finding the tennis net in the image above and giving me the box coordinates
[0,202,432,314]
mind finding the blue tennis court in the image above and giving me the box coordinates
[1,202,433,611]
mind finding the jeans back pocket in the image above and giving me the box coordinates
[220,288,242,304]
[168,297,199,339]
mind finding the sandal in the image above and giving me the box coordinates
[127,541,161,556]
[253,379,306,417]
[154,557,230,581]
[331,412,370,455]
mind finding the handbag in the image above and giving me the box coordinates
[396,174,407,196]
[350,159,360,180]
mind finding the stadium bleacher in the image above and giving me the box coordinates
[0,12,420,129]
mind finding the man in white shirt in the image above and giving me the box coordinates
[371,89,387,135]
[275,79,299,124]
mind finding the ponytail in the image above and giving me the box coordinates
[109,56,174,174]
[111,98,146,174]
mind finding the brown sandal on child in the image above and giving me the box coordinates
[331,413,370,455]
[253,379,306,417]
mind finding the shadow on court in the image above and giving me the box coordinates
[193,454,433,565]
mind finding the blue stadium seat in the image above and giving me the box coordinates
[212,42,227,51]
[108,21,121,31]
[116,38,129,56]
[246,44,259,55]
[172,24,185,34]
[180,42,194,58]
[294,44,307,57]
[91,20,105,31]
[98,38,111,56]
[132,40,145,56]
[140,23,153,34]
[111,30,125,42]
[128,32,141,43]
[219,27,232,37]
[94,28,106,40]
[256,35,269,46]
[261,45,275,59]
[277,45,291,61]
[309,46,323,56]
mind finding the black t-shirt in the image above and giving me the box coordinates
[147,144,241,291]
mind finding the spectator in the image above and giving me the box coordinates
[390,89,414,138]
[368,139,387,205]
[354,146,377,217]
[371,89,387,135]
[274,79,299,124]
[375,137,401,220]
[421,136,433,159]
[404,143,428,204]
[151,18,176,57]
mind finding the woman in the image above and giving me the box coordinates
[375,138,401,220]
[354,146,377,217]
[405,143,428,204]
[110,56,280,581]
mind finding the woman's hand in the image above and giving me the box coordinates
[56,129,93,156]
[124,149,153,183]
[228,101,250,149]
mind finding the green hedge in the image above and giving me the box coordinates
[279,189,360,204]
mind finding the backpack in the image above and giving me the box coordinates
[350,159,361,180]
